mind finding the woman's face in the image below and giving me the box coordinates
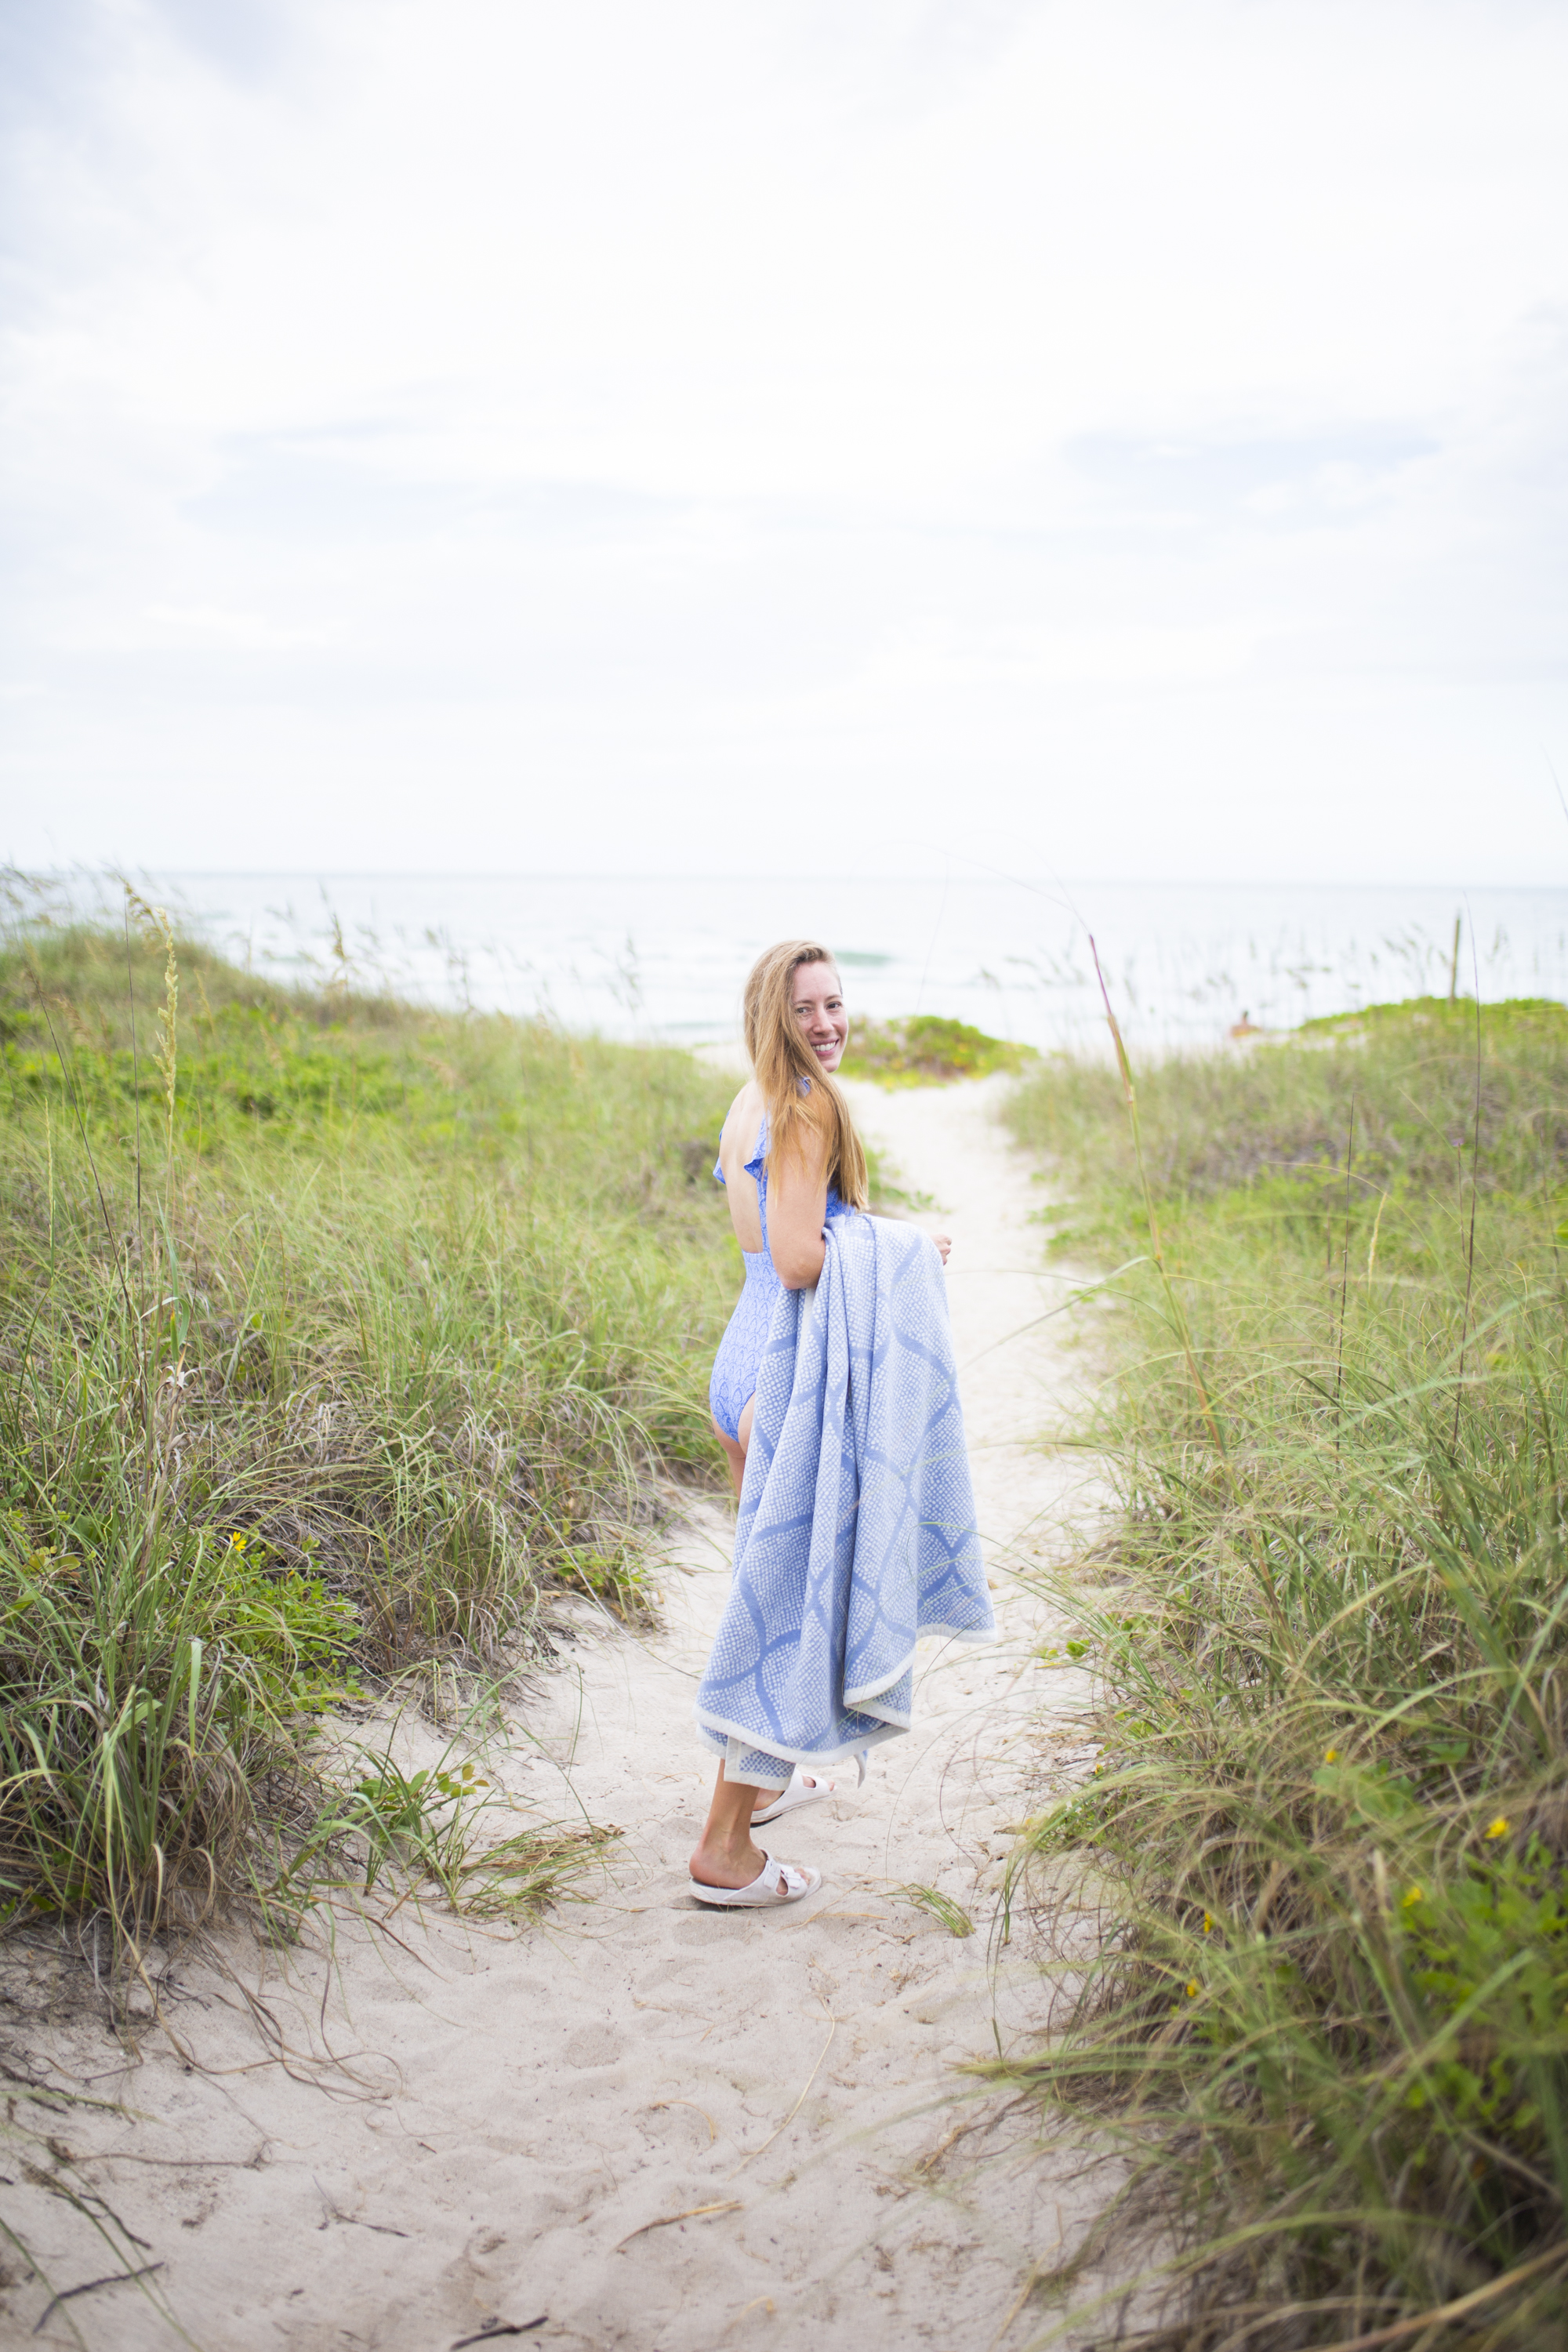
[792,960,849,1073]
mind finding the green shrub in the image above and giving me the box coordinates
[841,1013,1033,1084]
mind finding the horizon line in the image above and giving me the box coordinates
[27,869,1568,894]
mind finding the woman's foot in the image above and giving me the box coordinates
[689,1821,768,1890]
[750,1753,868,1825]
[689,1760,826,1900]
[750,1766,831,1825]
[689,1849,822,1908]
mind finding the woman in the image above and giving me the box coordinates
[706,944,899,1491]
[690,940,972,1909]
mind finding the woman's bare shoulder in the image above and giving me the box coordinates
[720,1078,764,1142]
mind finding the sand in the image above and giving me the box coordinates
[1,1074,1123,2352]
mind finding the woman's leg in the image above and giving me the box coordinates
[711,1399,800,1820]
[689,1762,771,1889]
[712,1417,744,1495]
[712,1394,805,1822]
[711,1394,757,1500]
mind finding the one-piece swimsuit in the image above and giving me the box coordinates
[709,1114,855,1443]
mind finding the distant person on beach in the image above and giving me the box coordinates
[688,939,978,1908]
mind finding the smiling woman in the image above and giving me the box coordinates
[687,939,987,1908]
[706,940,873,1488]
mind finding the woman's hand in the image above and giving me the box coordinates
[934,1233,952,1266]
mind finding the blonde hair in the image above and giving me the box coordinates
[742,939,869,1212]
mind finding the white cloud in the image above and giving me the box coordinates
[2,0,1566,880]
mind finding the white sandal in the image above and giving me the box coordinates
[689,1850,822,1908]
[751,1751,868,1828]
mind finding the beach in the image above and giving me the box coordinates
[1,1075,1120,2351]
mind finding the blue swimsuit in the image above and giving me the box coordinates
[709,1116,855,1443]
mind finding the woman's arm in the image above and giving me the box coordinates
[766,1124,832,1289]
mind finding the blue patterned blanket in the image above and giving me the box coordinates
[695,1211,994,1787]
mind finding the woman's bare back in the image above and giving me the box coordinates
[716,1080,767,1253]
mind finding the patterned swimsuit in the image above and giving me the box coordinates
[708,1116,854,1442]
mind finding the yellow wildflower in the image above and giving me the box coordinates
[1185,1980,1200,1998]
[1323,1748,1338,1764]
[1484,1816,1509,1840]
[1202,1912,1214,1935]
[1402,1886,1424,1908]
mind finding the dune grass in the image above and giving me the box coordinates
[1001,996,1568,2347]
[1,903,738,1970]
[841,1011,1036,1084]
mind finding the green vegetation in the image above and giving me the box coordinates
[1002,996,1568,2347]
[270,1729,617,1919]
[1,906,736,1970]
[896,1882,976,1938]
[841,1012,1034,1085]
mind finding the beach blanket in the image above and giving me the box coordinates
[695,1212,994,1788]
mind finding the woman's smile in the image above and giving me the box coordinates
[790,959,849,1073]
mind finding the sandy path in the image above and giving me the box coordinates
[2,1077,1112,2352]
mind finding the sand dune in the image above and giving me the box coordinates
[2,1075,1123,2352]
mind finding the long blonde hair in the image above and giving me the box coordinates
[742,939,869,1211]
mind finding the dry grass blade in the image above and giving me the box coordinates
[648,2099,718,2143]
[1306,2242,1568,2352]
[728,2002,836,2172]
[614,2200,744,2251]
[448,2318,547,2346]
[29,2261,165,2336]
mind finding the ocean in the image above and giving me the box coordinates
[100,873,1568,1056]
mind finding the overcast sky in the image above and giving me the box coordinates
[2,0,1566,884]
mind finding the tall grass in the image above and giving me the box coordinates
[1,906,737,1970]
[1001,996,1568,2348]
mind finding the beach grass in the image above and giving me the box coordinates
[1,902,737,1969]
[1000,995,1568,2347]
[841,1012,1036,1085]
